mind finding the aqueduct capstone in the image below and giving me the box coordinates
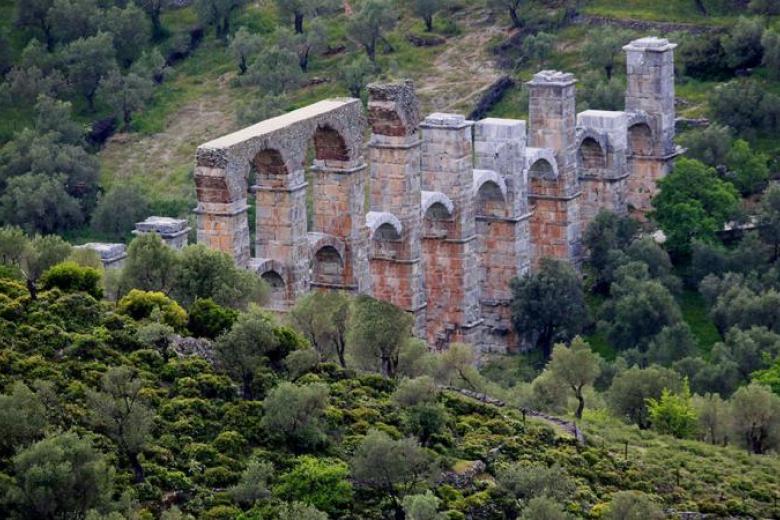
[194,37,682,353]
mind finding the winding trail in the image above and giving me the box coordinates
[444,386,587,445]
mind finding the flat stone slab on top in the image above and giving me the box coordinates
[135,216,190,237]
[76,243,127,263]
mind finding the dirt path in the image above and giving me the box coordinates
[444,386,586,444]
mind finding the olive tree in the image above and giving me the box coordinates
[347,295,413,377]
[547,337,601,419]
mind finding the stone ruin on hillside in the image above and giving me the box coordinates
[193,36,681,353]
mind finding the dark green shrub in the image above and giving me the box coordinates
[41,261,103,299]
[188,298,237,339]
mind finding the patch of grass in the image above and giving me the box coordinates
[582,0,731,24]
[678,289,721,354]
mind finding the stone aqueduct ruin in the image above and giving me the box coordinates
[194,37,680,353]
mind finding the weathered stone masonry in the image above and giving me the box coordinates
[194,37,681,353]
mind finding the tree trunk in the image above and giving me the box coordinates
[336,340,347,368]
[299,49,309,72]
[574,388,585,419]
[694,0,708,15]
[424,15,433,32]
[129,452,145,483]
[606,63,613,80]
[295,13,304,34]
[509,8,521,28]
[241,374,253,400]
[365,42,376,62]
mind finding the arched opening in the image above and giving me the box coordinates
[252,149,287,177]
[528,159,556,180]
[425,202,451,220]
[579,137,607,171]
[261,270,286,300]
[628,123,654,156]
[477,181,506,217]
[313,125,349,163]
[374,223,401,241]
[312,245,344,285]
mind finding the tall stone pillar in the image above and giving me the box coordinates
[474,118,530,353]
[624,37,679,216]
[194,151,251,267]
[367,81,427,336]
[527,70,582,264]
[310,140,369,292]
[253,148,309,306]
[420,113,482,349]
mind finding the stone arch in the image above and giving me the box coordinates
[253,259,290,306]
[421,191,454,220]
[312,245,344,285]
[308,232,346,265]
[477,180,507,217]
[527,158,557,180]
[578,136,607,171]
[251,148,289,190]
[366,211,403,240]
[628,123,654,157]
[312,124,350,163]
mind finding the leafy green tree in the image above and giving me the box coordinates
[646,380,698,438]
[710,326,780,381]
[520,497,570,520]
[411,0,446,32]
[0,174,84,234]
[347,0,397,62]
[59,32,118,110]
[41,261,103,299]
[0,230,72,299]
[47,0,99,45]
[762,29,780,79]
[215,305,278,399]
[392,376,438,407]
[87,366,154,483]
[229,27,263,75]
[238,45,303,94]
[721,16,764,70]
[341,54,374,98]
[651,158,740,255]
[583,210,638,292]
[547,338,601,419]
[725,139,769,195]
[692,392,729,444]
[577,75,625,111]
[0,382,48,454]
[99,3,152,66]
[273,456,353,514]
[510,258,586,358]
[229,457,273,506]
[188,298,238,339]
[521,32,554,67]
[347,294,412,377]
[172,244,266,309]
[403,491,447,520]
[91,184,150,238]
[487,0,524,28]
[131,48,170,83]
[496,462,575,503]
[601,263,683,351]
[194,0,246,39]
[97,70,154,127]
[350,429,439,519]
[261,382,329,449]
[33,95,84,145]
[677,124,733,167]
[711,286,780,335]
[729,382,780,453]
[645,323,698,366]
[753,358,780,395]
[710,80,778,136]
[117,289,188,330]
[289,290,350,366]
[583,28,631,79]
[608,365,683,428]
[8,431,114,520]
[603,491,664,520]
[120,233,179,294]
[14,0,55,49]
[404,402,448,446]
[276,21,327,72]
